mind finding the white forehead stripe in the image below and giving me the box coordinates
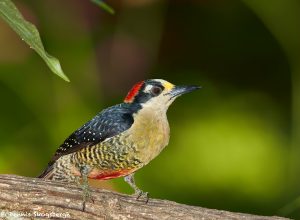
[147,79,174,91]
[144,84,153,92]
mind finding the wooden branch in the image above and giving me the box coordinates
[0,175,289,220]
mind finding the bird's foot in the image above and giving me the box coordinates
[81,181,94,211]
[134,189,149,203]
[75,174,94,211]
[124,173,150,203]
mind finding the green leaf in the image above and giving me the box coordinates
[91,0,115,15]
[0,0,70,82]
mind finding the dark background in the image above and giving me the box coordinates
[0,0,300,218]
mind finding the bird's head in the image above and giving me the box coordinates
[124,79,200,111]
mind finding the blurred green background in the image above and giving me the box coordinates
[1,0,300,218]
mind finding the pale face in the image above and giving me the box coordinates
[125,79,200,113]
[141,79,177,111]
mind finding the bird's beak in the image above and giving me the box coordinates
[168,85,201,99]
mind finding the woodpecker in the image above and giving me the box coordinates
[38,79,199,210]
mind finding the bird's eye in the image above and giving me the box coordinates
[151,86,162,96]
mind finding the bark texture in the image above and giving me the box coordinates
[0,175,289,220]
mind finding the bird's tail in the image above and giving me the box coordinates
[37,164,54,179]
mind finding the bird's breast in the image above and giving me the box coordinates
[124,107,170,164]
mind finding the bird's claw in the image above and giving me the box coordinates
[81,182,94,211]
[82,191,94,211]
[134,190,149,203]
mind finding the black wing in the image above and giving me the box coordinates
[47,103,135,167]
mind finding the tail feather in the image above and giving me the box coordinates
[38,164,54,179]
[38,156,76,182]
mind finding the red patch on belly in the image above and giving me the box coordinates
[88,169,134,180]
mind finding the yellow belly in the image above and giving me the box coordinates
[123,107,170,165]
